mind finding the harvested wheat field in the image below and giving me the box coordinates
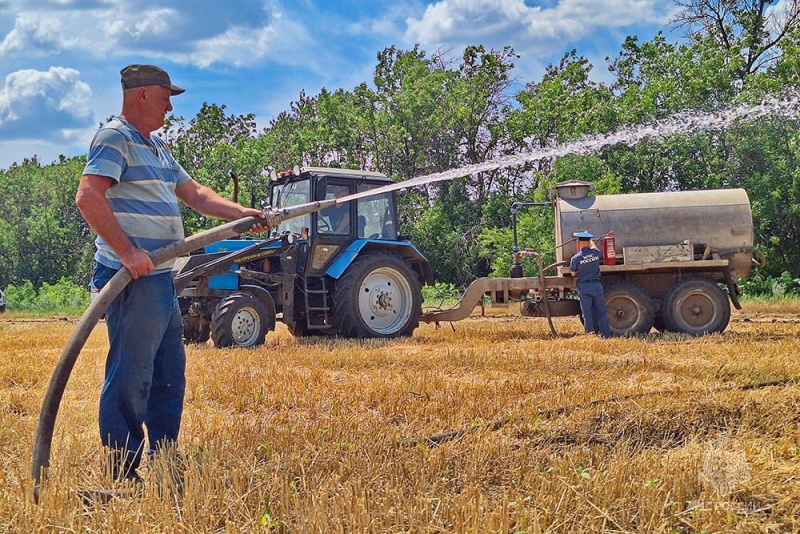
[2,303,800,533]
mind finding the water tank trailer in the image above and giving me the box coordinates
[420,180,763,336]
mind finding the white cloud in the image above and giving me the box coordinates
[0,1,294,68]
[186,21,281,68]
[405,0,675,56]
[0,12,74,56]
[103,8,178,43]
[0,67,94,139]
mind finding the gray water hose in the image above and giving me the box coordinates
[30,198,338,503]
[30,215,261,502]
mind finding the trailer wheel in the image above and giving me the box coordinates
[604,281,654,335]
[211,292,269,348]
[663,279,730,335]
[333,252,421,338]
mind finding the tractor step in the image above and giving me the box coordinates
[303,277,331,329]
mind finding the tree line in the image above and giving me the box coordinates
[2,0,800,297]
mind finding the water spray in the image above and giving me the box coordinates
[344,92,800,202]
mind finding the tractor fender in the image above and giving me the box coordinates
[325,239,433,284]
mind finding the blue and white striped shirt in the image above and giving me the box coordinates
[83,117,191,272]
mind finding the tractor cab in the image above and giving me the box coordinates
[268,167,399,276]
[272,168,395,235]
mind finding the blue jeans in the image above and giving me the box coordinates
[92,263,186,479]
[578,281,611,338]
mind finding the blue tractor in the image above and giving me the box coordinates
[173,167,433,348]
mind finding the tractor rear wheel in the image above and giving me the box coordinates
[663,279,730,335]
[333,252,421,338]
[211,292,270,348]
[604,281,654,335]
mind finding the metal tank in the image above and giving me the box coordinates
[552,180,755,281]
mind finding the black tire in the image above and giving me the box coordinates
[285,320,310,337]
[663,279,730,335]
[604,281,655,335]
[211,292,270,348]
[333,252,421,338]
[183,318,210,343]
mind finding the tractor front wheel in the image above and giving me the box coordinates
[333,253,421,338]
[211,292,270,348]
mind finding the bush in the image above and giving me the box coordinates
[5,278,90,312]
[740,272,800,298]
[422,282,460,302]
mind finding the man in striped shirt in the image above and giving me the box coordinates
[76,64,266,484]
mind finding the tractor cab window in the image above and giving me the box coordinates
[356,183,396,239]
[270,178,311,236]
[318,184,351,235]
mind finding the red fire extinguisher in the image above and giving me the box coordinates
[601,232,616,265]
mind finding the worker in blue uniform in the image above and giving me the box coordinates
[569,231,611,338]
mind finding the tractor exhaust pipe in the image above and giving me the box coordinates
[30,200,334,503]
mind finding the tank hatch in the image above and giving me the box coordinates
[552,180,595,200]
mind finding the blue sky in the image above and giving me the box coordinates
[0,0,679,171]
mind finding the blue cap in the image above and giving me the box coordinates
[574,231,593,240]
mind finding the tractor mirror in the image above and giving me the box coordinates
[313,177,328,201]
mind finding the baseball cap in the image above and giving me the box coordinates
[120,64,185,95]
[573,231,594,240]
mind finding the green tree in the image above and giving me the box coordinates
[671,0,800,81]
[370,45,518,284]
[167,103,265,233]
[0,157,89,289]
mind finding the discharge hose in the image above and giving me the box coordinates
[30,198,338,503]
[31,197,338,502]
[30,215,261,501]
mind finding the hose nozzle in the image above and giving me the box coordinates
[262,199,336,227]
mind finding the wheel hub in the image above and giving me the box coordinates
[678,293,714,328]
[369,287,394,317]
[231,308,258,344]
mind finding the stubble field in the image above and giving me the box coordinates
[1,302,800,533]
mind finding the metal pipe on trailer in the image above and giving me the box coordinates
[517,249,558,337]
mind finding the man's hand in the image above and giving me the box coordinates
[176,180,270,233]
[120,248,155,280]
[241,208,269,233]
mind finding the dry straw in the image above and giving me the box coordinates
[2,304,800,532]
